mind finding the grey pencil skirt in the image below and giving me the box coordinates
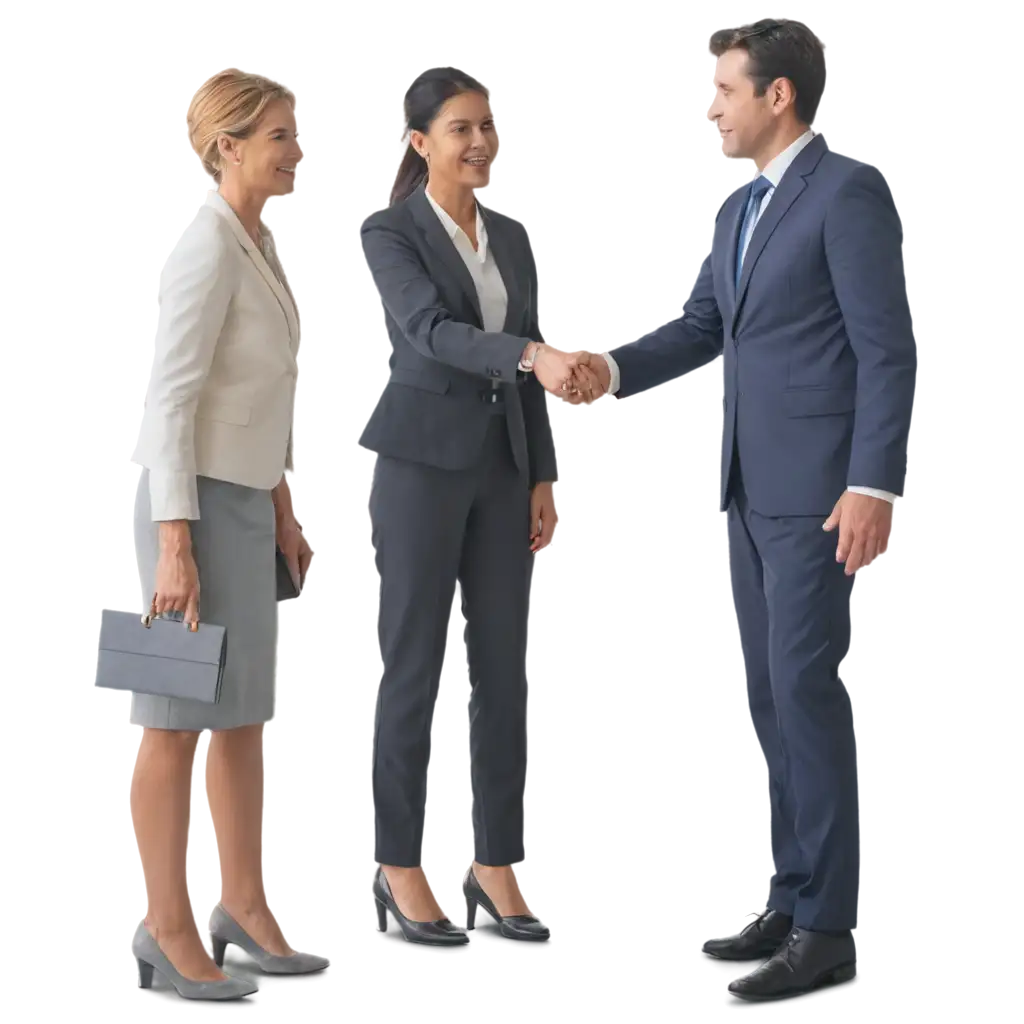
[130,469,277,731]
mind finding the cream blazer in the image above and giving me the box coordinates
[132,191,300,520]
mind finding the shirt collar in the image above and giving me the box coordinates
[760,128,815,189]
[425,188,488,261]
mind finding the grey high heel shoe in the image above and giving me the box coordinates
[209,904,329,975]
[132,922,258,1000]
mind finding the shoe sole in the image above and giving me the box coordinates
[477,925,557,946]
[258,962,331,974]
[729,961,857,1001]
[162,987,260,1003]
[703,947,781,961]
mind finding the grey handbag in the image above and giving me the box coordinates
[95,608,228,703]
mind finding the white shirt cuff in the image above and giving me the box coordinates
[602,351,621,394]
[848,485,896,503]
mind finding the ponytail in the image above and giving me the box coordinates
[390,142,427,206]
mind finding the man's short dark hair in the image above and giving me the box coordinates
[710,19,826,125]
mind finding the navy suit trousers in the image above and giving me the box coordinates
[727,468,860,931]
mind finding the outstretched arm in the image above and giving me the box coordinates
[361,217,528,380]
[598,226,729,397]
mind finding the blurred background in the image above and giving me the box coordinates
[2,6,1024,1015]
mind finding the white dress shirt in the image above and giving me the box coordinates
[425,189,531,380]
[425,189,508,332]
[602,131,895,503]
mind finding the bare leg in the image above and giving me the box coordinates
[473,862,531,917]
[131,727,225,982]
[206,723,293,956]
[380,867,446,922]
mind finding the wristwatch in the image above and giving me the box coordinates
[520,342,542,372]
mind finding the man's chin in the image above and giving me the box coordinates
[721,140,743,158]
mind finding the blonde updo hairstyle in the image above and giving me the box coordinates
[187,69,295,182]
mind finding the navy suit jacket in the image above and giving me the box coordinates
[611,134,916,517]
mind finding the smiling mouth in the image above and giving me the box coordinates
[464,156,488,167]
[277,167,295,175]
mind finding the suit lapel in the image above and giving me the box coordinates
[256,231,301,355]
[479,205,523,333]
[731,134,828,330]
[206,192,300,355]
[408,185,484,328]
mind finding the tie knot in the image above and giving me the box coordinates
[751,175,772,201]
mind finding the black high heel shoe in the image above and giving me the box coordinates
[463,867,550,941]
[373,867,469,946]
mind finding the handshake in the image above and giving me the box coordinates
[521,342,610,405]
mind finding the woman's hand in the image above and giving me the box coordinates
[530,483,558,553]
[154,521,201,628]
[277,516,313,589]
[272,474,313,589]
[532,344,581,391]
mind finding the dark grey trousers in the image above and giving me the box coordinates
[369,415,534,867]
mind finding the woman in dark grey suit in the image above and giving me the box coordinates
[361,68,587,945]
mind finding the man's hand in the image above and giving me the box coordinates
[563,352,610,404]
[567,363,603,402]
[822,491,893,575]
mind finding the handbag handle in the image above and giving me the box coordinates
[142,596,200,632]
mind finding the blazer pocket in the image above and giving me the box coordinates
[783,387,856,418]
[196,399,252,426]
[388,367,451,395]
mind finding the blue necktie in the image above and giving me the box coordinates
[735,176,773,289]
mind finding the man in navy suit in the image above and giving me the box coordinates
[570,19,916,1001]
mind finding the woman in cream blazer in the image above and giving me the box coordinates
[126,69,326,1002]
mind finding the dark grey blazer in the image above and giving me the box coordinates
[359,183,557,486]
